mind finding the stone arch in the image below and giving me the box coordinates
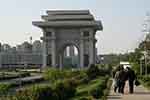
[32,10,103,68]
[58,42,80,69]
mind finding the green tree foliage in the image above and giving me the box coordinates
[129,48,142,63]
[131,62,140,75]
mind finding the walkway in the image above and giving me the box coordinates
[107,81,150,100]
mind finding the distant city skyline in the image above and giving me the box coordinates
[0,0,150,54]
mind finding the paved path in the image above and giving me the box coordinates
[107,81,150,100]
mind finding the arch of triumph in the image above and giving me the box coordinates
[32,10,103,69]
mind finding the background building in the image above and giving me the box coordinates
[0,40,42,68]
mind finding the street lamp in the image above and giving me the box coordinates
[140,56,144,75]
[141,50,148,75]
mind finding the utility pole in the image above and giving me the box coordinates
[144,49,147,75]
[140,58,143,75]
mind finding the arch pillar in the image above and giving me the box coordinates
[51,30,56,67]
[42,31,47,68]
[80,31,84,68]
[59,54,63,70]
[89,30,95,65]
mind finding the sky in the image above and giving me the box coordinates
[0,0,150,54]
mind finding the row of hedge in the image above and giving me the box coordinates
[0,77,44,96]
[3,78,77,100]
[43,65,110,87]
[0,72,30,81]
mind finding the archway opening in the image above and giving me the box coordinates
[62,45,79,69]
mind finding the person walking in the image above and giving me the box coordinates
[126,67,136,94]
[114,69,120,93]
[118,65,128,94]
[112,65,121,93]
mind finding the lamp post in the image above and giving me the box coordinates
[140,56,144,75]
[141,50,148,75]
[144,51,148,75]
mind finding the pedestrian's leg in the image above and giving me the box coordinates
[113,80,117,93]
[114,86,117,92]
[129,81,134,93]
[121,82,125,94]
[118,81,121,93]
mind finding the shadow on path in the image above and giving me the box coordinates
[134,91,150,95]
[107,95,122,99]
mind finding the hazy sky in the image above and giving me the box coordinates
[0,0,150,54]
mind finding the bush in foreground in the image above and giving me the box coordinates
[0,83,12,95]
[54,79,77,100]
[9,78,77,100]
[12,85,57,100]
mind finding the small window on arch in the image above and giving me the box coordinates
[46,32,52,37]
[83,31,89,37]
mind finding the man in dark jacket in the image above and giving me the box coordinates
[127,67,136,94]
[118,66,128,94]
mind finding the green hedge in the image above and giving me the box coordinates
[54,79,77,100]
[86,65,110,80]
[13,85,56,100]
[0,72,30,81]
[140,75,150,88]
[6,78,77,100]
[0,83,12,95]
[76,77,108,99]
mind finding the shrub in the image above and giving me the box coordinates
[90,86,103,99]
[140,75,150,88]
[89,78,108,99]
[54,79,77,100]
[13,85,57,100]
[141,75,150,83]
[20,72,30,77]
[78,96,93,100]
[43,68,87,83]
[63,70,86,79]
[79,76,90,84]
[0,72,30,81]
[43,68,64,82]
[0,83,12,95]
[86,64,100,80]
